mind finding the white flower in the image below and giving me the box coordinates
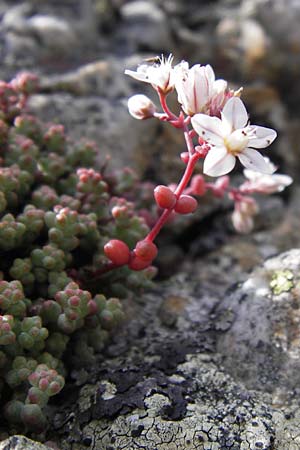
[174,63,216,115]
[174,62,240,117]
[125,55,175,94]
[191,97,277,177]
[127,94,156,120]
[242,158,293,194]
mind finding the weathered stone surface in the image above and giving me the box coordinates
[27,91,159,174]
[0,435,52,450]
[119,1,173,52]
[45,249,300,449]
[217,249,300,396]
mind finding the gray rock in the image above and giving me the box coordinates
[0,435,52,450]
[217,249,300,398]
[39,59,130,98]
[28,92,159,174]
[119,1,173,52]
[69,354,282,449]
[27,15,77,51]
[46,250,300,449]
[0,1,100,72]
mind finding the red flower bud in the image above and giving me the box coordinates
[191,174,206,196]
[154,185,176,209]
[135,240,158,262]
[104,239,130,266]
[175,195,198,214]
[128,255,151,271]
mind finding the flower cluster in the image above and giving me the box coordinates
[103,54,292,271]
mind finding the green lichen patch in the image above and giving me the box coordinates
[270,270,294,295]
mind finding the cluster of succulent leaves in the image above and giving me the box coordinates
[0,73,154,432]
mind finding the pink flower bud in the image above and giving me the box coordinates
[239,198,259,216]
[231,197,259,234]
[180,152,189,164]
[175,195,198,214]
[215,176,230,191]
[190,174,206,196]
[154,185,176,209]
[127,95,156,120]
[232,209,254,234]
[104,239,130,266]
[111,205,128,219]
[134,240,158,262]
[129,255,151,271]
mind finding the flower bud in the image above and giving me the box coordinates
[242,162,293,194]
[154,185,176,209]
[127,94,156,120]
[180,152,189,164]
[232,209,254,234]
[104,239,130,266]
[190,174,206,196]
[231,197,258,234]
[175,195,198,214]
[129,255,151,271]
[212,176,230,197]
[239,198,258,216]
[135,240,158,262]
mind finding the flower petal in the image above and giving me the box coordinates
[243,157,275,180]
[192,66,210,112]
[222,97,248,130]
[205,64,215,84]
[271,174,293,192]
[203,147,236,177]
[213,79,227,95]
[191,114,226,145]
[124,68,148,83]
[238,148,274,173]
[248,126,277,148]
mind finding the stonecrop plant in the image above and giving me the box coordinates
[0,73,155,433]
[0,55,293,436]
[103,54,292,270]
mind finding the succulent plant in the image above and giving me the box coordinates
[0,73,155,432]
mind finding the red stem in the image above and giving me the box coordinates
[83,261,120,281]
[88,94,202,280]
[145,152,200,242]
[183,122,195,156]
[158,91,178,121]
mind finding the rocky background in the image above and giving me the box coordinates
[1,0,300,449]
